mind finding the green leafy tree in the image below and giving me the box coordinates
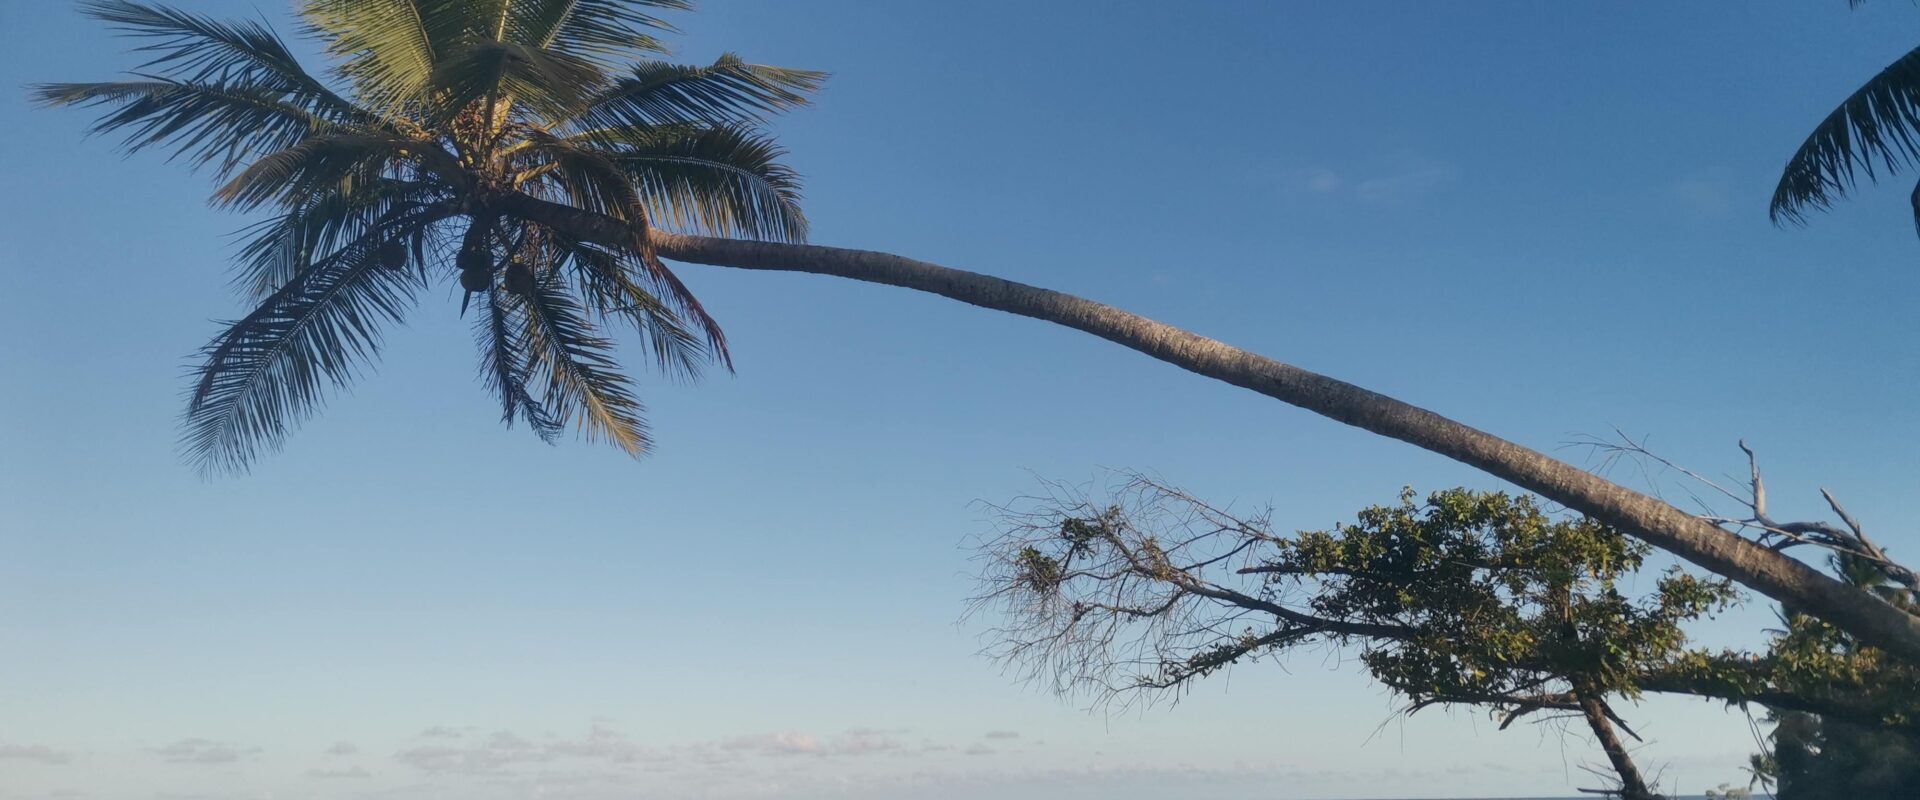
[973,475,1920,800]
[35,0,821,473]
[1744,554,1920,799]
[41,1,1920,664]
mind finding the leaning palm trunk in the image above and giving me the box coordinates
[501,192,1920,664]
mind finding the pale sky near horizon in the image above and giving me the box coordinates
[3,1,1920,799]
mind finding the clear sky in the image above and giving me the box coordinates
[3,1,1919,798]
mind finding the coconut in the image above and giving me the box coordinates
[376,239,407,270]
[459,267,492,293]
[456,246,490,276]
[504,261,534,296]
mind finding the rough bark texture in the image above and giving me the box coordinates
[497,192,1920,664]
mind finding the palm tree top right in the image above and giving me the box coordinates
[1772,1,1920,235]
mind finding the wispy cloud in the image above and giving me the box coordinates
[306,766,370,779]
[0,743,72,765]
[149,739,257,765]
[323,741,359,757]
[416,726,463,740]
[396,731,546,774]
[964,744,996,756]
[982,730,1020,740]
[1292,153,1460,206]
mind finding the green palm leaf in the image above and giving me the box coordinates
[512,0,685,67]
[602,124,807,242]
[569,54,824,130]
[519,271,652,456]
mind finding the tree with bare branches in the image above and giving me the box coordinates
[972,473,1920,799]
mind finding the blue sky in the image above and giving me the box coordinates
[3,1,1920,798]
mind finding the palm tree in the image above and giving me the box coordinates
[42,1,1920,664]
[1771,8,1920,234]
[35,0,822,473]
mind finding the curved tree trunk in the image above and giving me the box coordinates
[1574,685,1660,800]
[499,193,1920,663]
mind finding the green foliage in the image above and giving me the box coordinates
[36,0,824,472]
[1744,554,1920,799]
[1249,489,1740,706]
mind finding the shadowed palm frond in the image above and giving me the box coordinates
[232,180,449,300]
[214,133,450,210]
[32,79,346,176]
[1773,44,1920,233]
[519,272,651,456]
[555,236,708,381]
[184,206,448,474]
[476,285,563,441]
[568,54,824,130]
[77,0,361,118]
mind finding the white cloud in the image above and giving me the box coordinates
[417,726,463,739]
[0,743,72,765]
[323,741,359,757]
[963,744,995,756]
[306,766,370,779]
[982,731,1020,740]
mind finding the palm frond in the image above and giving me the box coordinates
[301,0,466,113]
[475,285,563,440]
[31,79,345,176]
[183,208,443,474]
[554,235,708,380]
[567,54,824,130]
[232,180,448,299]
[1772,44,1920,230]
[428,39,604,126]
[599,124,807,242]
[214,133,445,210]
[519,271,652,456]
[77,0,362,119]
[512,0,686,66]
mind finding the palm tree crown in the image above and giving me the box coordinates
[35,0,823,473]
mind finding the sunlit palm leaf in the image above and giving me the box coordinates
[602,124,806,242]
[301,0,460,113]
[1772,44,1920,233]
[519,272,651,455]
[513,0,685,67]
[568,54,824,130]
